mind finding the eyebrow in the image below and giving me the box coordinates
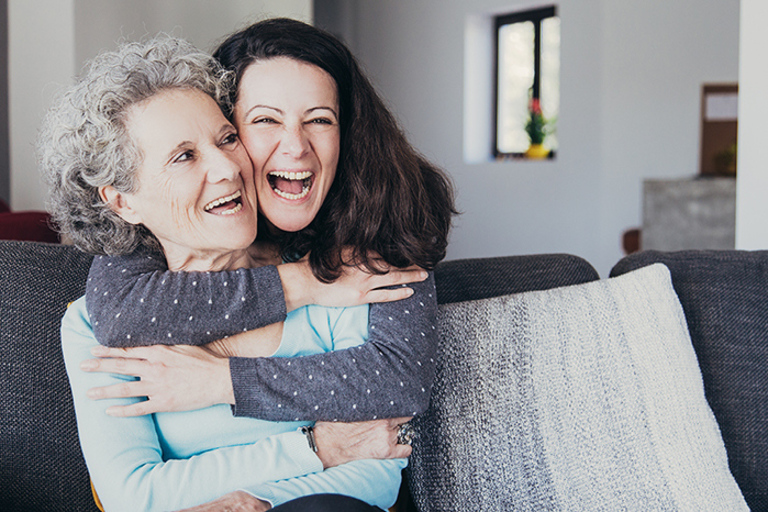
[165,141,193,164]
[164,123,235,164]
[241,104,339,121]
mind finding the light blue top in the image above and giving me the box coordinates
[61,297,405,511]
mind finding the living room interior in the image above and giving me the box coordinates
[1,0,766,275]
[1,1,767,510]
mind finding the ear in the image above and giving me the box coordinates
[99,185,142,225]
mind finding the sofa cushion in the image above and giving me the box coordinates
[408,264,747,511]
[611,250,768,511]
[0,241,96,511]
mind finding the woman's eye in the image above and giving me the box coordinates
[221,133,239,146]
[308,118,334,125]
[252,117,277,124]
[173,150,194,163]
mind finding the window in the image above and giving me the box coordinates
[494,6,560,158]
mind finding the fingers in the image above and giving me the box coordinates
[86,380,147,401]
[87,381,171,417]
[392,444,413,458]
[383,268,428,285]
[364,287,415,303]
[105,401,159,418]
[90,344,155,359]
[80,356,152,376]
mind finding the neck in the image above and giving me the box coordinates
[165,248,257,272]
[162,241,283,272]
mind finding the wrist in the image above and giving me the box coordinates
[311,423,346,469]
[276,261,315,312]
[221,357,236,405]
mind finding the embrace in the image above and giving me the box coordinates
[40,18,455,512]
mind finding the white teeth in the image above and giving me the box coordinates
[269,170,313,180]
[274,183,311,200]
[204,190,242,212]
[217,202,243,215]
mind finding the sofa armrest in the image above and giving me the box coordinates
[0,240,96,511]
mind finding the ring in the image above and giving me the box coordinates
[396,422,415,446]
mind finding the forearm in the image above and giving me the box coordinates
[231,274,438,421]
[62,299,322,511]
[86,250,286,347]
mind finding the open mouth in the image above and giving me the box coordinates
[203,190,243,215]
[267,171,313,200]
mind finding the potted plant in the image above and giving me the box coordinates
[524,98,550,159]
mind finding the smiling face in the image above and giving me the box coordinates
[233,57,340,233]
[103,88,259,269]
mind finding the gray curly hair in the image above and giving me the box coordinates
[39,35,233,255]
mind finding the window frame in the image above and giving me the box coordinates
[493,5,558,159]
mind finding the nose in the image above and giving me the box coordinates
[280,123,310,158]
[205,147,241,184]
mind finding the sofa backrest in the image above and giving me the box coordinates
[611,249,768,511]
[0,241,96,511]
[434,253,599,305]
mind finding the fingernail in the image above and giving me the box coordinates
[80,360,97,371]
[405,288,415,296]
[420,271,428,279]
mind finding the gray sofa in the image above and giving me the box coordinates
[0,240,765,511]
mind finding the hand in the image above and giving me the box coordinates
[174,490,270,511]
[80,344,234,416]
[279,250,428,312]
[312,416,414,469]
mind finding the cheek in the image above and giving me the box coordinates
[318,133,340,185]
[168,197,197,230]
[240,131,271,168]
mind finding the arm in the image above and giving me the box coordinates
[85,252,436,421]
[62,298,322,512]
[86,249,422,348]
[231,274,438,421]
[86,249,286,347]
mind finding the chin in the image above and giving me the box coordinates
[269,217,314,233]
[259,197,321,233]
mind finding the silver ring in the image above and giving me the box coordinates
[397,422,415,446]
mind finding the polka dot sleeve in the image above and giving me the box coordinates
[230,273,438,421]
[86,247,287,347]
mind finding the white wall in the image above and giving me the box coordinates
[8,0,312,211]
[9,0,75,211]
[74,0,312,66]
[598,0,739,268]
[735,0,768,249]
[325,0,740,275]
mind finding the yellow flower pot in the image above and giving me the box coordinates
[525,143,549,160]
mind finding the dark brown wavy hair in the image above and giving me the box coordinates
[214,18,457,281]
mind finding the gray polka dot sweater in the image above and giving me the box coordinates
[86,248,438,422]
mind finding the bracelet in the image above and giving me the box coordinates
[300,425,318,452]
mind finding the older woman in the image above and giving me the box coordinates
[80,17,455,433]
[44,36,413,511]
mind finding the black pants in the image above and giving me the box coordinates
[271,494,383,511]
